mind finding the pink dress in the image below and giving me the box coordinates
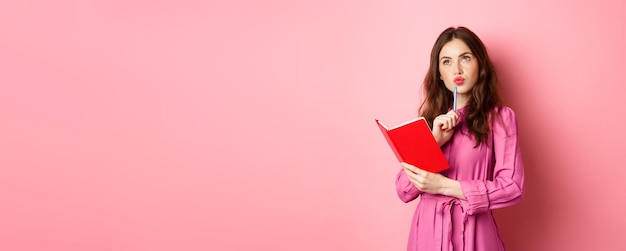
[396,106,524,251]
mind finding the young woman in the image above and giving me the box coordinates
[396,27,525,250]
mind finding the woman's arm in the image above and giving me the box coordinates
[395,167,424,203]
[458,107,524,215]
[400,107,524,209]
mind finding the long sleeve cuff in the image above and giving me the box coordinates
[459,180,489,215]
[396,170,422,203]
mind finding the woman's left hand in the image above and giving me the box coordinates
[401,162,446,194]
[401,162,465,199]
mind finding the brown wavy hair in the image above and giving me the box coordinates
[419,27,502,147]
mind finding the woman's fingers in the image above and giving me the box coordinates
[432,111,459,146]
[446,109,459,118]
[444,111,459,128]
[403,167,425,190]
[436,118,447,130]
[434,114,457,130]
[401,162,416,171]
[401,162,426,176]
[402,162,442,192]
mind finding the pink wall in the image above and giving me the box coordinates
[1,0,625,250]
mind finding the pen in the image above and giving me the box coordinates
[453,86,458,112]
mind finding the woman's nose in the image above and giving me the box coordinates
[453,64,463,75]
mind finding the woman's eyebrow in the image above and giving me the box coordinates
[440,52,473,60]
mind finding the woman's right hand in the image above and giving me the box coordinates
[431,110,459,146]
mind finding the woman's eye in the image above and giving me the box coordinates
[442,60,450,65]
[462,56,471,62]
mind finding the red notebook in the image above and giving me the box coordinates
[375,118,449,173]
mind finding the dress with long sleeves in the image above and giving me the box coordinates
[396,106,524,251]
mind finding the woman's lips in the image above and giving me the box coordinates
[454,77,464,85]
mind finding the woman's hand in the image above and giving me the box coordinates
[431,110,459,146]
[401,162,465,199]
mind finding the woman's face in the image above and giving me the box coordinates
[438,38,479,95]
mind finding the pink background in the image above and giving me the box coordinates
[1,0,625,250]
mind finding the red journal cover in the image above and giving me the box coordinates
[375,118,449,173]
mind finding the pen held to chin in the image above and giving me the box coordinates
[453,86,458,112]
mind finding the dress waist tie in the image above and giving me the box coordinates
[422,194,469,251]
